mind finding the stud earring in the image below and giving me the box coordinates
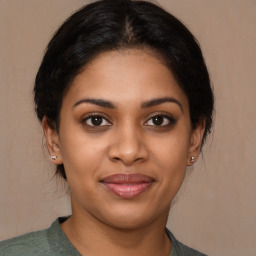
[190,156,195,163]
[51,156,57,160]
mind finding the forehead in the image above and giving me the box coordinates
[63,48,189,110]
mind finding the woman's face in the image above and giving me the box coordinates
[44,49,204,229]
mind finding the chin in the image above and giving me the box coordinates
[97,204,163,230]
[107,216,152,230]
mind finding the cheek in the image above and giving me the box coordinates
[157,142,187,184]
[149,128,191,192]
[59,129,108,180]
[151,127,191,166]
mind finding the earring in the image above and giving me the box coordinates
[190,156,195,163]
[51,156,57,160]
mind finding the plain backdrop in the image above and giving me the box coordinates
[0,1,255,255]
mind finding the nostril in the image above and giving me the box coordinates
[108,136,149,165]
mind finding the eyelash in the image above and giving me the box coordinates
[81,113,176,128]
[82,113,112,127]
[144,113,176,127]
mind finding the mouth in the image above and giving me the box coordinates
[100,173,154,199]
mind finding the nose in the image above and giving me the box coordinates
[108,126,149,166]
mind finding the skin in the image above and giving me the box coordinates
[43,48,205,256]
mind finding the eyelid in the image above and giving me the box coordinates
[81,112,112,126]
[144,112,176,126]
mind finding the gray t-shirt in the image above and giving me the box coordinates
[0,218,207,256]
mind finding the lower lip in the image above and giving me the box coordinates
[102,182,153,199]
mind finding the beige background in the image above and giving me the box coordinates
[0,1,255,255]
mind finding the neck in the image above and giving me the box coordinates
[61,206,171,256]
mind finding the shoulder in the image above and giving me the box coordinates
[174,240,208,256]
[166,228,208,256]
[0,217,80,256]
[0,228,51,256]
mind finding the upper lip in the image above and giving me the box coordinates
[100,173,155,184]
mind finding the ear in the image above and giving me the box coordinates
[187,118,206,166]
[42,116,63,165]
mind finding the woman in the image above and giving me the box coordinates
[0,0,214,255]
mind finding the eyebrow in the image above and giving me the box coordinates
[141,97,183,112]
[73,97,183,112]
[73,98,115,109]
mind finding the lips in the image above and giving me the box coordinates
[100,173,154,199]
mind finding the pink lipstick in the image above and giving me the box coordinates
[101,173,154,199]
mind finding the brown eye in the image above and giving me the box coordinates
[84,115,111,126]
[152,115,164,125]
[91,116,103,126]
[145,114,175,127]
